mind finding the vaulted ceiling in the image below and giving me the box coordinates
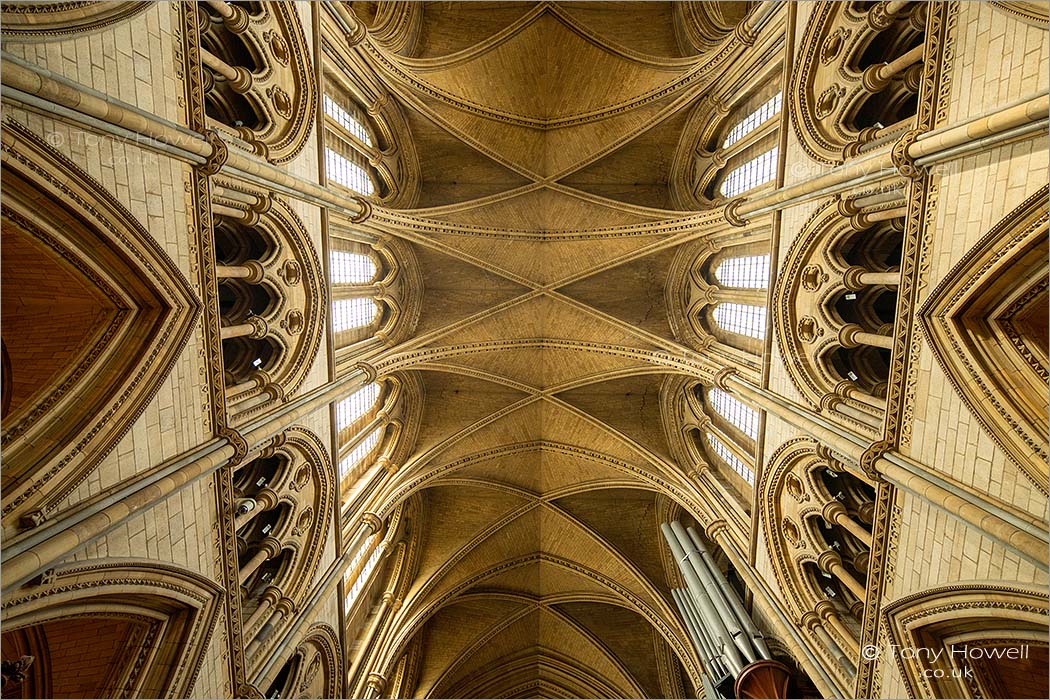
[354,3,757,696]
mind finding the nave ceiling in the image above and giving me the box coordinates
[347,3,764,696]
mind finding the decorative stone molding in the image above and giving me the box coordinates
[0,121,199,529]
[918,185,1049,494]
[882,583,1049,699]
[1,559,224,698]
[0,1,151,40]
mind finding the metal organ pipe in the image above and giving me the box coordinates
[670,521,757,666]
[660,522,745,675]
[686,525,773,661]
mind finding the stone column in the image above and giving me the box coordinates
[817,551,866,601]
[239,537,281,584]
[822,502,873,547]
[216,261,264,282]
[838,323,894,351]
[221,317,267,340]
[815,601,860,658]
[842,266,900,290]
[199,48,252,92]
[861,45,925,92]
[801,611,854,674]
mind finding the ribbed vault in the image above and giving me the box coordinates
[354,4,761,696]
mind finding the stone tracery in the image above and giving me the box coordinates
[0,2,1046,699]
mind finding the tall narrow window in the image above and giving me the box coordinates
[325,146,374,195]
[723,93,783,148]
[720,147,779,198]
[713,302,767,340]
[343,535,381,613]
[707,433,754,485]
[708,388,760,440]
[332,298,377,333]
[324,93,372,146]
[331,251,377,285]
[336,383,380,431]
[715,254,770,289]
[338,427,381,481]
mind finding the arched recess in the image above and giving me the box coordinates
[773,193,907,434]
[196,0,316,163]
[262,624,343,699]
[347,2,422,55]
[235,427,335,666]
[673,2,756,54]
[762,437,880,688]
[882,583,1049,699]
[0,2,150,40]
[330,236,423,365]
[791,1,927,163]
[667,236,771,373]
[321,66,421,208]
[0,122,199,532]
[0,559,224,699]
[919,185,1049,494]
[211,181,326,422]
[661,373,753,545]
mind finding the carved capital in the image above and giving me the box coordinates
[247,315,269,339]
[865,1,896,31]
[891,128,924,179]
[354,361,378,384]
[361,512,384,535]
[199,129,229,177]
[260,585,284,607]
[706,519,730,540]
[837,323,863,348]
[817,550,843,574]
[800,611,822,631]
[222,3,251,33]
[822,500,848,523]
[228,66,254,94]
[842,265,868,291]
[724,199,749,228]
[860,63,891,93]
[819,394,841,412]
[350,197,373,223]
[733,22,758,46]
[712,366,740,392]
[859,439,892,481]
[260,536,284,558]
[275,596,296,616]
[813,599,839,622]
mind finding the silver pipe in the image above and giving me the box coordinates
[714,533,849,697]
[661,523,745,675]
[673,588,709,660]
[680,588,730,680]
[671,521,757,665]
[675,588,723,677]
[687,526,772,660]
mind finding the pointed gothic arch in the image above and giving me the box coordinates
[0,559,224,699]
[0,122,199,533]
[919,185,1049,494]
